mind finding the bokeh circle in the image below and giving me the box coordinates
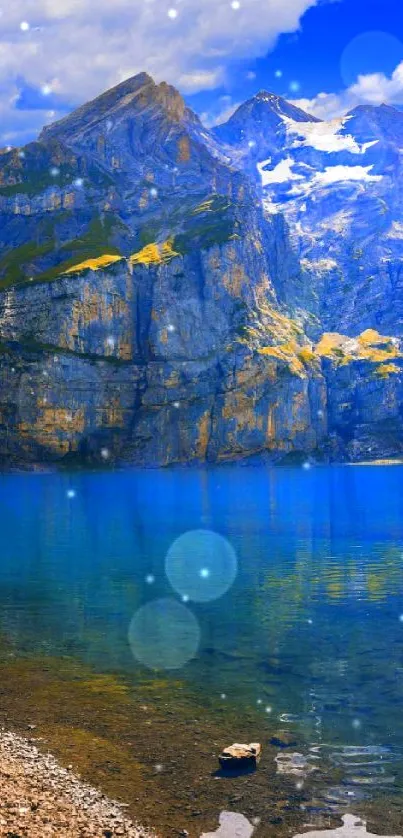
[340,31,403,88]
[128,597,200,670]
[165,529,238,603]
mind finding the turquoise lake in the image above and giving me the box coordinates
[1,463,403,828]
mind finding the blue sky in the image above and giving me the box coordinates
[1,0,403,145]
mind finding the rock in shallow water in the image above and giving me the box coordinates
[293,813,402,838]
[201,811,255,838]
[270,731,297,748]
[218,742,261,770]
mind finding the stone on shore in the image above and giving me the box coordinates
[218,742,262,770]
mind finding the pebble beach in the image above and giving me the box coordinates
[0,729,156,837]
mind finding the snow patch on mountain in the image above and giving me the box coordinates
[313,164,383,185]
[284,116,379,155]
[257,156,303,186]
[301,257,339,272]
[386,221,403,239]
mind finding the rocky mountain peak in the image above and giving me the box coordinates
[214,90,319,149]
[39,72,196,149]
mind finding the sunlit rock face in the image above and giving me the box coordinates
[0,75,402,466]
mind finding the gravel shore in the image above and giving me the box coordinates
[0,729,157,837]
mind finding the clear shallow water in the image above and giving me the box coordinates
[1,464,403,821]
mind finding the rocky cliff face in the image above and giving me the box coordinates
[0,75,402,466]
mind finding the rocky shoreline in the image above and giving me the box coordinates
[0,729,156,837]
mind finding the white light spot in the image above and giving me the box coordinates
[289,80,300,93]
[220,693,227,700]
[231,0,241,8]
[182,594,189,603]
[20,21,30,31]
[248,140,256,148]
[154,763,164,772]
[146,574,155,585]
[307,618,313,625]
[352,719,361,729]
[302,461,311,470]
[18,150,25,159]
[100,447,110,460]
[200,568,210,579]
[317,409,324,419]
[399,614,403,623]
[275,70,283,78]
[167,8,177,18]
[41,84,52,96]
[265,705,272,714]
[173,401,180,409]
[167,323,175,333]
[106,337,115,349]
[66,489,76,499]
[257,699,262,705]
[296,781,304,790]
[149,187,158,197]
[74,177,84,188]
[50,167,60,177]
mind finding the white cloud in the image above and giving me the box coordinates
[292,60,403,121]
[0,85,64,144]
[206,99,241,127]
[0,0,324,142]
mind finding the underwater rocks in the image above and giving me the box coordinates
[201,811,255,838]
[270,732,298,748]
[218,742,262,770]
[293,813,403,838]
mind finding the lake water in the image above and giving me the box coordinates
[1,464,403,833]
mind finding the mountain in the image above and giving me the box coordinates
[0,75,402,467]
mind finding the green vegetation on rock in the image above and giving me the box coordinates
[0,214,126,289]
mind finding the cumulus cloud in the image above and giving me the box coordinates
[204,97,242,127]
[292,61,403,121]
[0,0,323,143]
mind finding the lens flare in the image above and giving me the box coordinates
[128,598,200,670]
[165,529,238,603]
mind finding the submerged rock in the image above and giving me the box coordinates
[270,731,297,748]
[201,811,255,838]
[293,813,402,838]
[218,742,262,770]
[275,751,316,777]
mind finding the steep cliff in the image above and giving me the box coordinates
[0,74,401,466]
